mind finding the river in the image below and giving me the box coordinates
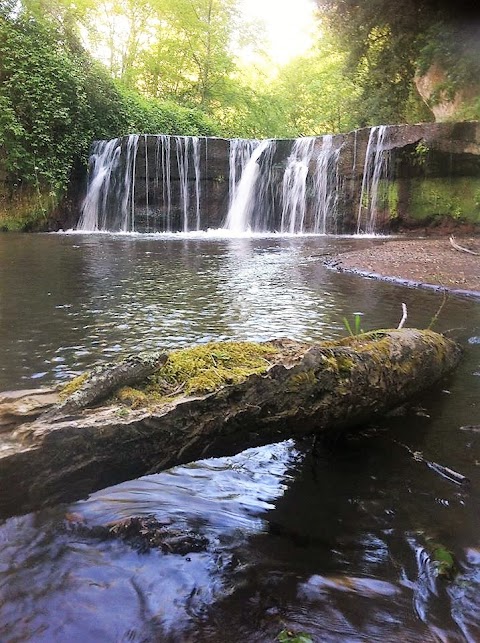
[0,232,479,641]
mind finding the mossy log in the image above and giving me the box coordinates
[0,329,461,519]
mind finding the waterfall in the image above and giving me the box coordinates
[280,137,316,233]
[76,138,122,231]
[224,139,274,233]
[76,127,394,235]
[77,134,139,232]
[312,135,341,234]
[356,125,390,234]
[76,134,203,233]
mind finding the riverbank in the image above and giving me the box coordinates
[327,237,480,298]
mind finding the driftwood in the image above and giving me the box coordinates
[42,351,168,420]
[394,440,469,486]
[449,236,480,256]
[0,329,461,519]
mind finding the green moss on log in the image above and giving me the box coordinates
[59,331,457,416]
[60,372,90,399]
[116,341,279,407]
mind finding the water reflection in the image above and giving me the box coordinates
[0,233,480,641]
[217,238,338,341]
[0,442,302,642]
[1,233,478,389]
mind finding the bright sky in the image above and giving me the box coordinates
[239,0,318,66]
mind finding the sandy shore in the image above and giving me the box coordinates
[329,237,480,298]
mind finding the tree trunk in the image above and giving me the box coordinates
[0,329,461,519]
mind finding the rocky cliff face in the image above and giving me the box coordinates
[414,64,480,123]
[338,121,480,232]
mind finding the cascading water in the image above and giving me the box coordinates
[155,135,172,232]
[192,137,201,231]
[312,135,342,234]
[76,127,391,235]
[228,139,258,210]
[76,134,203,233]
[224,139,275,233]
[76,139,122,231]
[356,125,390,234]
[280,137,316,234]
[175,136,190,233]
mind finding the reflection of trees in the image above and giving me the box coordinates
[0,235,96,388]
[198,398,476,640]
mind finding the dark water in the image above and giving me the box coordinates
[0,232,479,642]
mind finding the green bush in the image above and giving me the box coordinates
[0,8,219,212]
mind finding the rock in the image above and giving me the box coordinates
[64,515,209,555]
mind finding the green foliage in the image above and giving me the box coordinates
[412,141,430,167]
[0,191,57,231]
[271,32,361,136]
[316,0,480,125]
[343,313,364,337]
[416,23,480,92]
[0,5,218,220]
[84,0,246,110]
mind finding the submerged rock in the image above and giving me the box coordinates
[65,515,209,555]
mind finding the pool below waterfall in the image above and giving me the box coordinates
[1,232,479,642]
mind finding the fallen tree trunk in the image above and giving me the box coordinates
[0,329,461,519]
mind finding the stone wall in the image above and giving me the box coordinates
[337,121,480,231]
[74,121,480,233]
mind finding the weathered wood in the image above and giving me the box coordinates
[449,235,480,256]
[0,387,60,431]
[42,351,168,420]
[0,330,461,519]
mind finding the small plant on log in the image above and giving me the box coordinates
[343,312,364,336]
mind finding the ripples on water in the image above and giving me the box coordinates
[0,233,480,641]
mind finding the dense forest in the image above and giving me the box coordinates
[1,0,479,229]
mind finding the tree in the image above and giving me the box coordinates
[82,0,160,88]
[315,0,480,123]
[272,32,361,136]
[82,0,249,110]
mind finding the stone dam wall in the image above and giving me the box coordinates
[76,121,480,233]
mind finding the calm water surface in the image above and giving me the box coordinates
[0,232,479,642]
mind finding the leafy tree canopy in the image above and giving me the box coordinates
[316,0,480,124]
[0,2,217,199]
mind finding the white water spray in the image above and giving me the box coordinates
[280,137,316,233]
[77,138,121,231]
[224,140,273,233]
[356,125,390,234]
